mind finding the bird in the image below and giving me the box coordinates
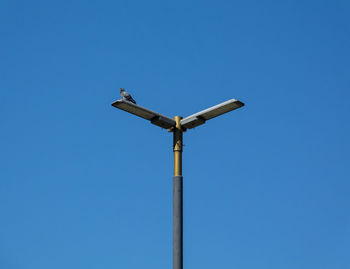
[120,88,136,104]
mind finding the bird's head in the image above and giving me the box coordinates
[120,88,125,92]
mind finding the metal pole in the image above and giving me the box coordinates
[173,116,183,269]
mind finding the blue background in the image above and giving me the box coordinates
[1,0,349,268]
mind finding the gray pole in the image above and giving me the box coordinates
[173,116,183,269]
[173,175,183,269]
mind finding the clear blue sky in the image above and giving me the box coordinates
[1,0,349,268]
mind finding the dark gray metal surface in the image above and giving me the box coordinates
[111,100,176,129]
[173,176,183,269]
[151,116,177,129]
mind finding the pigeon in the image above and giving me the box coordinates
[120,88,136,104]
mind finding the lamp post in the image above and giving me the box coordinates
[112,97,244,269]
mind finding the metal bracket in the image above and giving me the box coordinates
[151,116,177,129]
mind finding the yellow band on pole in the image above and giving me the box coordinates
[173,116,183,177]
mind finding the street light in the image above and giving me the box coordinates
[111,97,244,269]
